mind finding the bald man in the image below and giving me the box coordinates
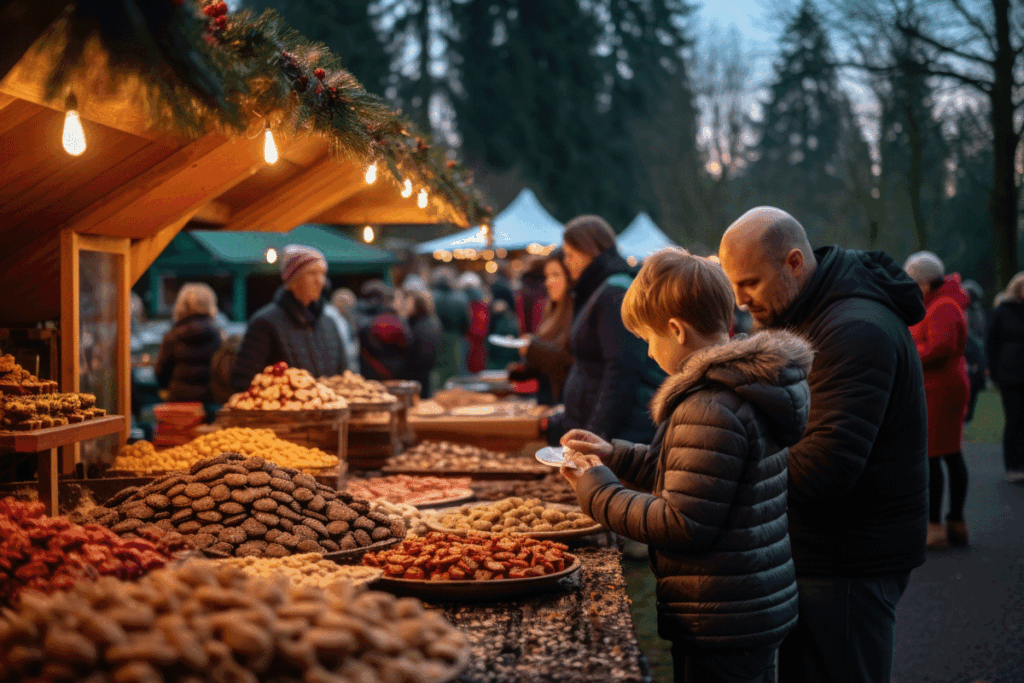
[719,208,929,683]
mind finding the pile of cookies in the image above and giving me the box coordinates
[0,560,468,683]
[219,553,382,588]
[363,531,575,580]
[386,440,548,474]
[90,453,406,557]
[112,428,338,472]
[319,370,397,403]
[434,498,597,535]
[0,353,58,395]
[0,392,101,431]
[226,362,348,411]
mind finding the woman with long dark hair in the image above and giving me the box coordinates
[508,250,575,404]
[988,271,1024,483]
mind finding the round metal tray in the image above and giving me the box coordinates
[374,558,581,601]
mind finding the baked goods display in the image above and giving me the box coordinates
[385,441,548,475]
[0,560,469,683]
[0,353,58,395]
[319,370,397,404]
[226,362,348,411]
[218,553,383,588]
[363,531,575,580]
[473,472,579,505]
[112,428,338,472]
[90,453,406,557]
[433,499,597,535]
[0,497,184,602]
[0,391,102,431]
[346,474,474,507]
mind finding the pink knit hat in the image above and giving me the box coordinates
[280,244,327,282]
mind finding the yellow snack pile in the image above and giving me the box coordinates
[114,428,338,472]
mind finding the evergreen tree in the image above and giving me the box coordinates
[752,0,873,244]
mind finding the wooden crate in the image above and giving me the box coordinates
[383,380,420,445]
[346,401,402,471]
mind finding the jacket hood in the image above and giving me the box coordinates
[572,247,630,306]
[652,330,814,447]
[781,246,926,328]
[925,273,969,311]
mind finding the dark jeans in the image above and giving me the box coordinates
[999,385,1024,472]
[929,451,968,522]
[778,573,911,683]
[670,641,777,683]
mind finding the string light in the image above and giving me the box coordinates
[417,188,428,209]
[263,128,279,165]
[363,225,374,243]
[266,248,278,264]
[496,248,508,258]
[62,95,86,157]
[485,261,498,274]
[365,163,377,184]
[401,179,413,198]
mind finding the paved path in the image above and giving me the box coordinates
[893,442,1024,683]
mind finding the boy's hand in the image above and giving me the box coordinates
[560,430,613,461]
[560,454,604,492]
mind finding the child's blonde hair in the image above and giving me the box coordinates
[622,248,735,337]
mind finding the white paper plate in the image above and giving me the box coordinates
[535,445,578,469]
[487,334,529,349]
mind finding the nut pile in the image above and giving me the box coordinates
[0,392,103,431]
[0,498,182,601]
[369,500,432,537]
[474,473,579,505]
[227,362,348,411]
[435,499,597,535]
[346,475,474,507]
[386,441,548,474]
[112,428,338,473]
[0,353,58,395]
[92,453,406,557]
[219,553,382,588]
[0,560,468,683]
[319,371,397,403]
[363,531,575,580]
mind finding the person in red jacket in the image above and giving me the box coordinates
[904,251,971,549]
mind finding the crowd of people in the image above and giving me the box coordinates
[151,207,1024,683]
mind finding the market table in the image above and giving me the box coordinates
[408,412,545,452]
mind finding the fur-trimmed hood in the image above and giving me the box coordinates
[652,330,815,447]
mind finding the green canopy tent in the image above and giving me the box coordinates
[141,224,398,321]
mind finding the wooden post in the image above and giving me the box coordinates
[59,229,80,474]
[37,448,59,515]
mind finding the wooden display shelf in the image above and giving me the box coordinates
[0,415,126,515]
[408,413,544,452]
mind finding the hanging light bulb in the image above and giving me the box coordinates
[365,163,377,184]
[401,179,413,198]
[264,128,279,165]
[363,225,374,243]
[417,188,428,209]
[62,95,86,157]
[266,248,278,264]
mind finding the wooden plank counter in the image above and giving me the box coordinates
[409,413,544,452]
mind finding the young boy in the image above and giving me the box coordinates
[561,249,813,683]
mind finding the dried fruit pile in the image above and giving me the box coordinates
[0,498,182,602]
[227,363,348,411]
[90,453,406,557]
[386,441,548,473]
[319,370,397,403]
[473,473,579,505]
[112,428,338,473]
[345,474,473,506]
[219,553,382,588]
[0,560,468,683]
[435,498,596,535]
[363,531,575,580]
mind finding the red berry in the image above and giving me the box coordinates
[203,4,216,16]
[314,68,326,80]
[274,361,288,371]
[215,15,227,27]
[216,1,228,15]
[446,160,457,169]
[330,86,337,94]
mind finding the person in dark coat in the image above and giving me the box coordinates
[515,258,548,334]
[357,280,412,381]
[430,266,471,387]
[546,215,664,445]
[904,252,971,549]
[719,207,928,683]
[156,283,222,403]
[987,271,1024,482]
[561,250,812,682]
[400,288,442,397]
[507,249,574,404]
[231,245,346,391]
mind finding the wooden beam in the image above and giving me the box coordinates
[191,200,232,225]
[129,214,192,285]
[218,158,367,233]
[313,181,467,227]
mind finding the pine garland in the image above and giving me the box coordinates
[30,0,490,225]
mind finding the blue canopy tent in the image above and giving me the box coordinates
[616,212,678,262]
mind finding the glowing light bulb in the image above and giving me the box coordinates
[365,163,377,184]
[62,109,86,156]
[417,188,428,209]
[363,225,374,243]
[485,261,498,274]
[266,248,278,264]
[401,179,413,198]
[264,129,279,164]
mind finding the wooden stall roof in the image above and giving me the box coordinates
[0,58,468,327]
